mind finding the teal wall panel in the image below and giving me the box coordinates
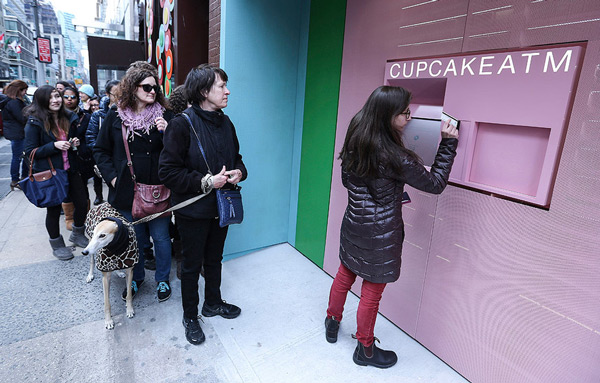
[219,0,310,258]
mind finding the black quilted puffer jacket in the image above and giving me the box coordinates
[339,138,458,284]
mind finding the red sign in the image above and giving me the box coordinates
[37,37,52,63]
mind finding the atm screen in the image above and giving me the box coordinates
[402,117,441,166]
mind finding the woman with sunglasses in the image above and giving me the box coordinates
[323,86,459,368]
[60,87,95,230]
[23,85,90,260]
[0,80,29,190]
[94,61,174,302]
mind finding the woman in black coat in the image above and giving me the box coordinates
[1,80,29,190]
[324,86,459,368]
[94,61,173,302]
[60,86,94,230]
[23,86,90,260]
[159,64,247,346]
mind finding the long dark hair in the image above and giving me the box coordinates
[23,85,70,136]
[339,86,420,178]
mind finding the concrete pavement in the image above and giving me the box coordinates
[0,161,468,382]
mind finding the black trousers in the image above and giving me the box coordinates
[177,216,229,319]
[46,169,88,239]
[93,174,103,198]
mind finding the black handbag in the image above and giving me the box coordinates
[182,113,244,227]
[19,148,69,208]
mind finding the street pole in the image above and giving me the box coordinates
[32,0,46,86]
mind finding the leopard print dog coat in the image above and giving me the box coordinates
[85,203,139,272]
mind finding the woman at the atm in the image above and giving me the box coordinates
[324,85,459,368]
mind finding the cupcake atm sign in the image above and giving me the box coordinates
[388,49,575,79]
[385,44,585,207]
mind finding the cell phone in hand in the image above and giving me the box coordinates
[441,111,460,130]
[402,191,411,204]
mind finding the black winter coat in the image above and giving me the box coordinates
[93,106,174,210]
[73,109,94,178]
[159,105,247,220]
[23,112,81,173]
[340,138,458,284]
[1,98,26,140]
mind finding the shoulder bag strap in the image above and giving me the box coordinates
[182,112,212,175]
[121,124,136,182]
[27,148,56,180]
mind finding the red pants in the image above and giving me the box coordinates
[327,263,387,347]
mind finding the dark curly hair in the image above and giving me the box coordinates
[116,61,168,111]
[168,85,188,114]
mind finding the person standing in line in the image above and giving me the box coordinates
[78,84,95,112]
[55,81,71,94]
[94,61,173,302]
[86,80,119,206]
[88,96,100,113]
[159,64,247,345]
[1,80,29,190]
[61,87,94,230]
[324,86,459,368]
[23,86,90,260]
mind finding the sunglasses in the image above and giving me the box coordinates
[63,95,77,100]
[139,84,160,93]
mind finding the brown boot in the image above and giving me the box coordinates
[62,202,75,231]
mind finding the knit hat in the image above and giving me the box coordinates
[79,84,95,98]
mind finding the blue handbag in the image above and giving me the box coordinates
[182,113,244,227]
[19,148,69,208]
[215,187,243,227]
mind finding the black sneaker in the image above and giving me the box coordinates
[122,279,144,301]
[93,197,104,206]
[201,300,241,319]
[182,317,205,345]
[157,281,171,302]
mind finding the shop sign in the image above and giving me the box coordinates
[37,37,52,63]
[386,47,576,80]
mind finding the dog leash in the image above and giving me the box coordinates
[130,191,210,226]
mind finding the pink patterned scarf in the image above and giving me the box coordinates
[117,102,165,140]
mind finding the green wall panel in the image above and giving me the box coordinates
[295,0,347,267]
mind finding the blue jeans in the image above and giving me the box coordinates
[119,210,172,283]
[10,139,27,181]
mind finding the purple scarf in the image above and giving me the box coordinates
[117,102,165,140]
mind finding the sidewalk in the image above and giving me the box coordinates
[0,187,468,382]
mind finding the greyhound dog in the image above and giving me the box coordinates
[83,203,139,330]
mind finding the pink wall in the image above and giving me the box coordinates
[323,1,600,382]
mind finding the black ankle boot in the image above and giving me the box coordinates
[352,338,397,368]
[325,316,340,343]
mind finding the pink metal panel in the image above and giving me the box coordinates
[469,123,550,196]
[324,1,600,382]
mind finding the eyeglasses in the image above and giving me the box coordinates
[63,95,77,100]
[399,108,411,119]
[139,84,159,93]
